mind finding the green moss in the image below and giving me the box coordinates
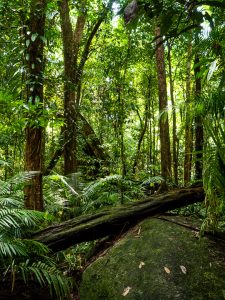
[80,218,225,300]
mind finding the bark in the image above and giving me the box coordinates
[155,26,172,183]
[24,0,46,210]
[34,187,204,252]
[194,55,204,181]
[184,43,193,185]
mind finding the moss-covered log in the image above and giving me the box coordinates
[34,187,204,252]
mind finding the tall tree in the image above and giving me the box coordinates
[58,0,111,175]
[184,42,193,185]
[58,0,86,175]
[194,54,203,180]
[155,26,172,185]
[168,43,178,184]
[24,0,46,210]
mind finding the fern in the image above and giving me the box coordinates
[16,260,71,299]
[202,92,225,231]
[82,175,141,212]
[83,175,123,200]
[0,172,71,299]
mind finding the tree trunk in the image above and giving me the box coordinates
[59,0,81,175]
[24,0,46,210]
[184,43,193,185]
[168,44,178,184]
[194,55,203,181]
[58,0,110,175]
[133,76,151,174]
[155,26,172,184]
[34,187,204,252]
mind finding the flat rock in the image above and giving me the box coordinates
[79,217,225,299]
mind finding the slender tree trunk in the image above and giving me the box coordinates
[117,84,126,203]
[168,44,178,184]
[151,97,157,176]
[194,55,204,180]
[184,43,193,185]
[133,76,151,174]
[155,26,172,185]
[24,0,46,210]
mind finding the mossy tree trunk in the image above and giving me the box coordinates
[34,187,204,252]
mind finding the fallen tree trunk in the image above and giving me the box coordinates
[34,187,204,252]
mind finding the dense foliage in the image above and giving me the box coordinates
[0,0,225,297]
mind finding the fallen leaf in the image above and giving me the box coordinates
[164,267,171,274]
[193,231,200,238]
[135,226,141,237]
[139,261,145,269]
[180,265,187,274]
[122,286,132,296]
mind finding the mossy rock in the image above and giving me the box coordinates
[79,217,225,300]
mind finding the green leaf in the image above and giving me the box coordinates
[207,60,217,81]
[31,33,38,42]
[25,39,30,47]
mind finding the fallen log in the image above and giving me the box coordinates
[34,187,204,252]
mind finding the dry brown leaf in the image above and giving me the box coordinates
[164,266,171,274]
[139,261,145,269]
[180,265,187,274]
[122,286,132,296]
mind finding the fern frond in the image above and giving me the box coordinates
[203,111,225,230]
[0,238,27,257]
[0,209,51,235]
[0,197,23,208]
[16,260,71,299]
[83,175,122,200]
